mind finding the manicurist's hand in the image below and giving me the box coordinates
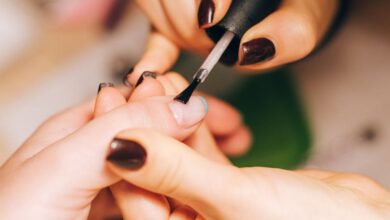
[132,0,340,73]
[52,0,340,78]
[106,129,390,220]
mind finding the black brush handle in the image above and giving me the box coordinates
[206,0,281,65]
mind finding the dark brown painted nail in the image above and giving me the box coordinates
[240,38,275,65]
[122,67,134,87]
[107,138,147,170]
[198,0,215,28]
[98,82,114,94]
[135,71,157,87]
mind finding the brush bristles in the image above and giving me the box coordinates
[173,78,201,104]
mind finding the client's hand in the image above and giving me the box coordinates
[0,76,208,219]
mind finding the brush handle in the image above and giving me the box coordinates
[206,0,281,65]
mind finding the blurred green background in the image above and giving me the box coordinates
[225,70,311,168]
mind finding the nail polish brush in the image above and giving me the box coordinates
[174,0,281,104]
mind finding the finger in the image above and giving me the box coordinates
[128,32,180,85]
[116,85,133,100]
[197,0,232,29]
[238,0,338,69]
[162,74,247,160]
[204,95,242,137]
[106,129,242,218]
[111,182,170,220]
[23,95,208,201]
[94,83,127,117]
[169,206,197,220]
[98,80,168,220]
[157,73,180,96]
[186,122,230,164]
[217,126,252,156]
[88,189,122,220]
[161,0,213,52]
[129,72,165,102]
[4,100,94,168]
[163,73,229,164]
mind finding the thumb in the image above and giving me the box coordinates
[106,129,242,219]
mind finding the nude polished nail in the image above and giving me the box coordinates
[106,138,147,170]
[198,0,215,28]
[240,38,275,65]
[170,96,208,128]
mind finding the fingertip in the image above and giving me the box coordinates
[218,126,252,156]
[205,96,242,136]
[130,73,165,102]
[198,0,232,29]
[238,0,335,70]
[169,96,209,128]
[95,84,127,117]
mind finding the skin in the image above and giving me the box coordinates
[0,73,240,219]
[0,73,206,219]
[10,2,380,218]
[108,129,390,220]
[1,73,390,219]
[52,0,339,75]
[106,73,232,220]
[49,0,338,155]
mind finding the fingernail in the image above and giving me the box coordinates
[169,96,208,128]
[122,67,134,87]
[98,82,114,94]
[198,0,215,28]
[240,38,276,66]
[135,71,157,87]
[107,138,147,170]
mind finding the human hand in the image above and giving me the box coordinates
[0,78,209,219]
[106,129,390,220]
[51,0,340,75]
[132,0,340,76]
